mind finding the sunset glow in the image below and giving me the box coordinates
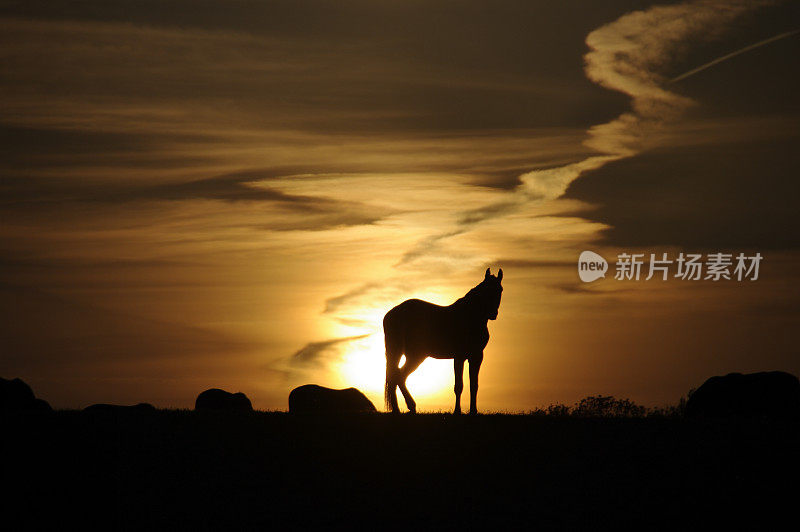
[336,334,455,408]
[1,0,798,412]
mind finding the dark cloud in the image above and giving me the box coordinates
[457,200,519,225]
[1,171,391,231]
[0,0,664,45]
[121,174,341,205]
[0,283,249,371]
[323,283,383,314]
[0,125,214,173]
[552,283,637,296]
[563,135,800,249]
[396,230,465,267]
[667,3,800,118]
[560,1,800,250]
[397,200,526,268]
[290,334,369,365]
[0,1,645,136]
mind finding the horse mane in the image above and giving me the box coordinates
[453,281,486,309]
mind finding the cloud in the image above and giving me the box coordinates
[0,2,625,270]
[381,1,779,272]
[581,0,773,155]
[1,170,392,234]
[561,0,800,249]
[564,134,800,249]
[0,10,619,136]
[522,0,773,199]
[324,283,384,315]
[322,278,416,320]
[493,259,575,269]
[290,334,369,366]
[0,283,252,370]
[395,230,467,267]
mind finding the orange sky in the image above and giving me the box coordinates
[2,0,799,411]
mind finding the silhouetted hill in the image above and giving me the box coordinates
[3,410,798,529]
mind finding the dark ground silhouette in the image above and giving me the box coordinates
[83,402,156,414]
[4,409,798,529]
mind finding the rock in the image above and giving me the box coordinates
[0,377,50,412]
[289,384,377,414]
[686,371,800,418]
[195,388,253,411]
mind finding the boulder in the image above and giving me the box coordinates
[289,384,377,414]
[195,388,253,411]
[686,371,800,418]
[1,377,51,412]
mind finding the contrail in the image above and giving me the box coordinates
[671,29,800,83]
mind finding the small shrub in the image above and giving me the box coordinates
[528,403,572,417]
[546,403,571,417]
[571,395,647,418]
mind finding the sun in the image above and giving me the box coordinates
[333,308,455,410]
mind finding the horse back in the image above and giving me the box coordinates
[383,298,487,357]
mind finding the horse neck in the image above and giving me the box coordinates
[450,290,487,323]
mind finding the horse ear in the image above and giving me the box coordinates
[485,267,491,279]
[497,268,503,282]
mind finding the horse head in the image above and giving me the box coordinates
[477,267,503,320]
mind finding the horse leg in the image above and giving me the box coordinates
[453,358,465,415]
[398,354,425,413]
[385,345,403,413]
[468,352,483,415]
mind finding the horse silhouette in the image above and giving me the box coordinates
[383,268,503,414]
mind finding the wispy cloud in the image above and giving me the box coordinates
[381,1,778,272]
[316,0,781,326]
[519,0,776,202]
[580,0,772,156]
[290,334,370,366]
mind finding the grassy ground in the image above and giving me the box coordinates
[4,410,798,530]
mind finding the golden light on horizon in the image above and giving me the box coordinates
[2,0,797,414]
[332,305,457,410]
[337,334,454,398]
